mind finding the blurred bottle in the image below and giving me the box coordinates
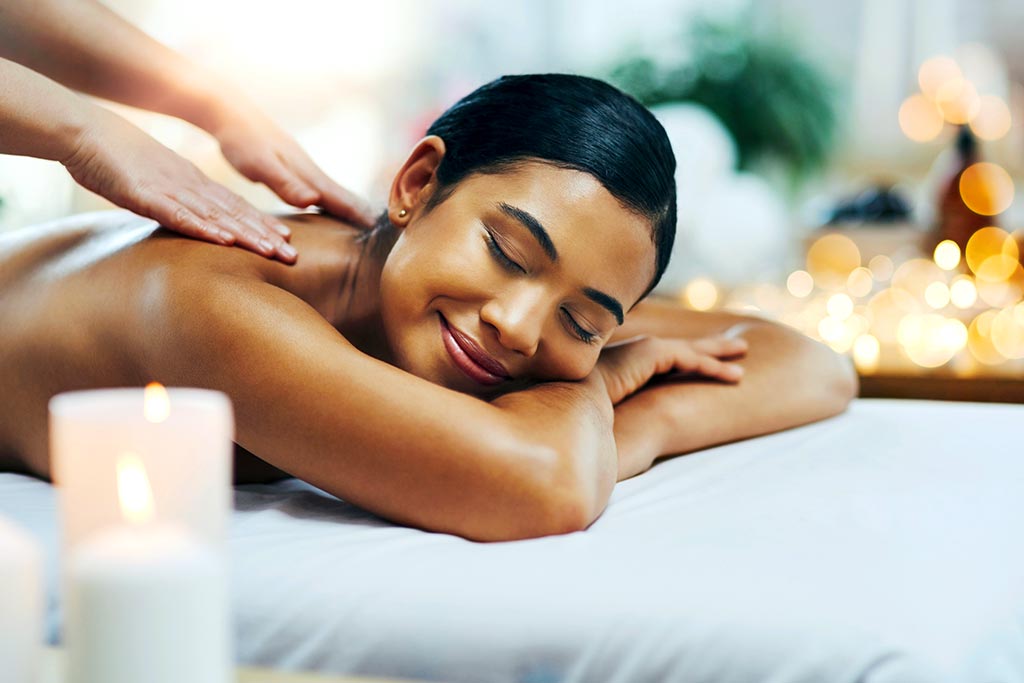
[929,125,989,256]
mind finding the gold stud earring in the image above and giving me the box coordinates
[397,209,408,218]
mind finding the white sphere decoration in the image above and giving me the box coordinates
[649,103,734,295]
[649,103,789,295]
[688,172,789,286]
[650,102,737,229]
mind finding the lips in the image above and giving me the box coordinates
[439,315,509,386]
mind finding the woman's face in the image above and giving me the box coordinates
[378,159,656,398]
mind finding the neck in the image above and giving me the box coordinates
[262,212,398,364]
[330,216,399,364]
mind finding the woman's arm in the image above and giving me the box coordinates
[0,0,373,224]
[611,297,859,480]
[147,272,617,542]
[0,0,227,132]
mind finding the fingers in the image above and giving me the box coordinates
[246,152,320,209]
[141,187,297,264]
[663,338,746,384]
[267,150,376,227]
[148,200,234,245]
[308,173,377,227]
[206,188,298,263]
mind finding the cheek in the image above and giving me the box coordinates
[534,341,600,382]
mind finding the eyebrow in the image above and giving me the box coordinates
[583,287,624,326]
[497,202,625,326]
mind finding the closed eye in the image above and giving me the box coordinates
[485,230,524,273]
[562,308,600,345]
[484,225,600,346]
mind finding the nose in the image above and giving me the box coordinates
[479,284,547,358]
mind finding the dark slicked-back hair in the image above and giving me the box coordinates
[364,73,677,299]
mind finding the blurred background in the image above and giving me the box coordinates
[1,0,1022,397]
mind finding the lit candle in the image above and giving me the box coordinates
[49,385,233,551]
[0,515,44,683]
[66,453,231,683]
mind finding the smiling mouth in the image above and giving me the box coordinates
[439,314,509,386]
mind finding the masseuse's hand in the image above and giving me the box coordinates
[595,334,747,406]
[209,103,376,227]
[63,106,299,262]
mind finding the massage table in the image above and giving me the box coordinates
[2,398,1023,682]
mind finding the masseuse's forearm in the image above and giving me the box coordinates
[0,57,91,161]
[491,372,618,528]
[649,322,858,463]
[0,0,228,132]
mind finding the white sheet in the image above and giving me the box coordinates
[2,398,1023,682]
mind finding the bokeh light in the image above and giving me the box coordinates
[933,240,961,270]
[968,310,1006,364]
[852,334,880,373]
[867,287,920,344]
[959,163,1015,216]
[868,255,894,282]
[897,314,967,367]
[786,270,814,298]
[806,234,861,290]
[949,275,978,309]
[898,94,945,142]
[827,293,854,320]
[684,278,719,311]
[891,258,944,301]
[975,263,1024,308]
[965,227,1019,274]
[990,305,1024,359]
[846,267,874,298]
[924,281,950,309]
[969,95,1012,141]
[935,78,981,124]
[918,56,962,101]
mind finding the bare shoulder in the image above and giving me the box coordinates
[147,271,551,540]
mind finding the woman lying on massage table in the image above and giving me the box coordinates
[0,74,857,541]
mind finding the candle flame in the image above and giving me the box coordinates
[144,382,170,423]
[117,452,154,525]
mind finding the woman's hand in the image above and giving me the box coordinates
[63,106,299,262]
[595,334,748,406]
[209,104,376,228]
[600,334,748,481]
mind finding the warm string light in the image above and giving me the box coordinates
[682,278,718,311]
[677,231,1024,373]
[899,53,1013,142]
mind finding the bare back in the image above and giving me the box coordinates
[0,210,368,481]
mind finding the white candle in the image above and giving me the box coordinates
[66,451,231,683]
[67,524,231,683]
[50,386,234,683]
[49,386,233,552]
[0,516,44,683]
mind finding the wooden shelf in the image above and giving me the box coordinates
[858,373,1024,404]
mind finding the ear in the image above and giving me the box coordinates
[387,135,446,227]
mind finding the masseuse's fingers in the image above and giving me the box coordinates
[287,156,377,227]
[212,105,377,227]
[62,107,297,262]
[145,188,297,264]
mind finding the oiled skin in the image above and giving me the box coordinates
[0,210,373,483]
[0,209,856,540]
